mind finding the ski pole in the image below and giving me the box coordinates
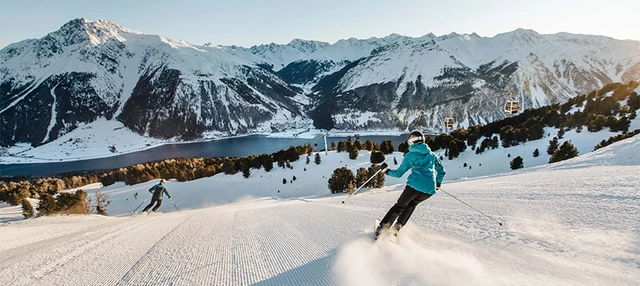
[342,168,384,204]
[133,194,152,213]
[169,197,180,212]
[439,188,503,226]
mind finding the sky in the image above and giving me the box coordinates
[1,0,639,49]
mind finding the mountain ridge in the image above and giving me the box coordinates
[1,18,639,147]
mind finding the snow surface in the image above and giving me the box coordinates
[1,127,639,285]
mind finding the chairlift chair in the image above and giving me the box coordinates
[504,99,520,114]
[444,117,455,128]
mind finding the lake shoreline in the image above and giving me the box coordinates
[0,132,411,177]
[1,128,410,165]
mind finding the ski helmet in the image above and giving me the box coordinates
[407,130,425,145]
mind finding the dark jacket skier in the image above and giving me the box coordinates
[375,130,446,239]
[142,179,172,213]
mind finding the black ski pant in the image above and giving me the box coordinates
[380,185,432,227]
[142,198,162,212]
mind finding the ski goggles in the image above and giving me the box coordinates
[407,136,423,145]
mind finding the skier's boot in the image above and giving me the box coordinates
[374,223,389,240]
[391,223,403,237]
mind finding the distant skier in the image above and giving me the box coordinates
[142,179,172,213]
[375,130,446,240]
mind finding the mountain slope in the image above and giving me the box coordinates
[0,135,638,285]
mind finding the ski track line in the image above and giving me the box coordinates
[230,203,335,285]
[115,200,371,286]
[0,216,124,255]
[0,215,152,266]
[3,214,185,285]
[0,213,192,286]
[116,207,257,286]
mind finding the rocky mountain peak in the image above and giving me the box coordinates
[50,18,138,47]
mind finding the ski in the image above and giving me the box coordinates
[373,219,382,241]
[390,227,399,243]
[374,219,400,243]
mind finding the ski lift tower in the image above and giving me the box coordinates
[319,130,330,155]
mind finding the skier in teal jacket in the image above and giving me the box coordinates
[375,130,446,240]
[142,179,172,213]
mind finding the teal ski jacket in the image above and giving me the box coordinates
[386,143,446,195]
[149,183,171,200]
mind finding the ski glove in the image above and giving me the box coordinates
[380,163,389,173]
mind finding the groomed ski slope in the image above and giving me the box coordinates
[1,136,639,285]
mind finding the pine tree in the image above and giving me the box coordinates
[337,141,347,152]
[533,148,539,157]
[374,168,385,188]
[354,140,363,151]
[363,140,374,151]
[380,140,395,154]
[37,194,57,216]
[528,124,545,141]
[510,156,524,170]
[355,168,369,187]
[368,165,385,188]
[349,148,359,160]
[242,164,250,178]
[557,129,565,139]
[262,155,274,172]
[346,140,355,152]
[21,198,34,219]
[549,141,579,163]
[56,190,90,215]
[328,167,355,193]
[547,137,559,155]
[398,141,409,153]
[447,141,460,160]
[370,150,385,164]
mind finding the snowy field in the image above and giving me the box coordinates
[1,129,639,285]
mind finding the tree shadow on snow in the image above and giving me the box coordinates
[0,215,24,225]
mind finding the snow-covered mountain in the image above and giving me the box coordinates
[2,18,640,148]
[308,30,640,132]
[0,18,307,147]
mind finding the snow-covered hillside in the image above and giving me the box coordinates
[1,130,639,285]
